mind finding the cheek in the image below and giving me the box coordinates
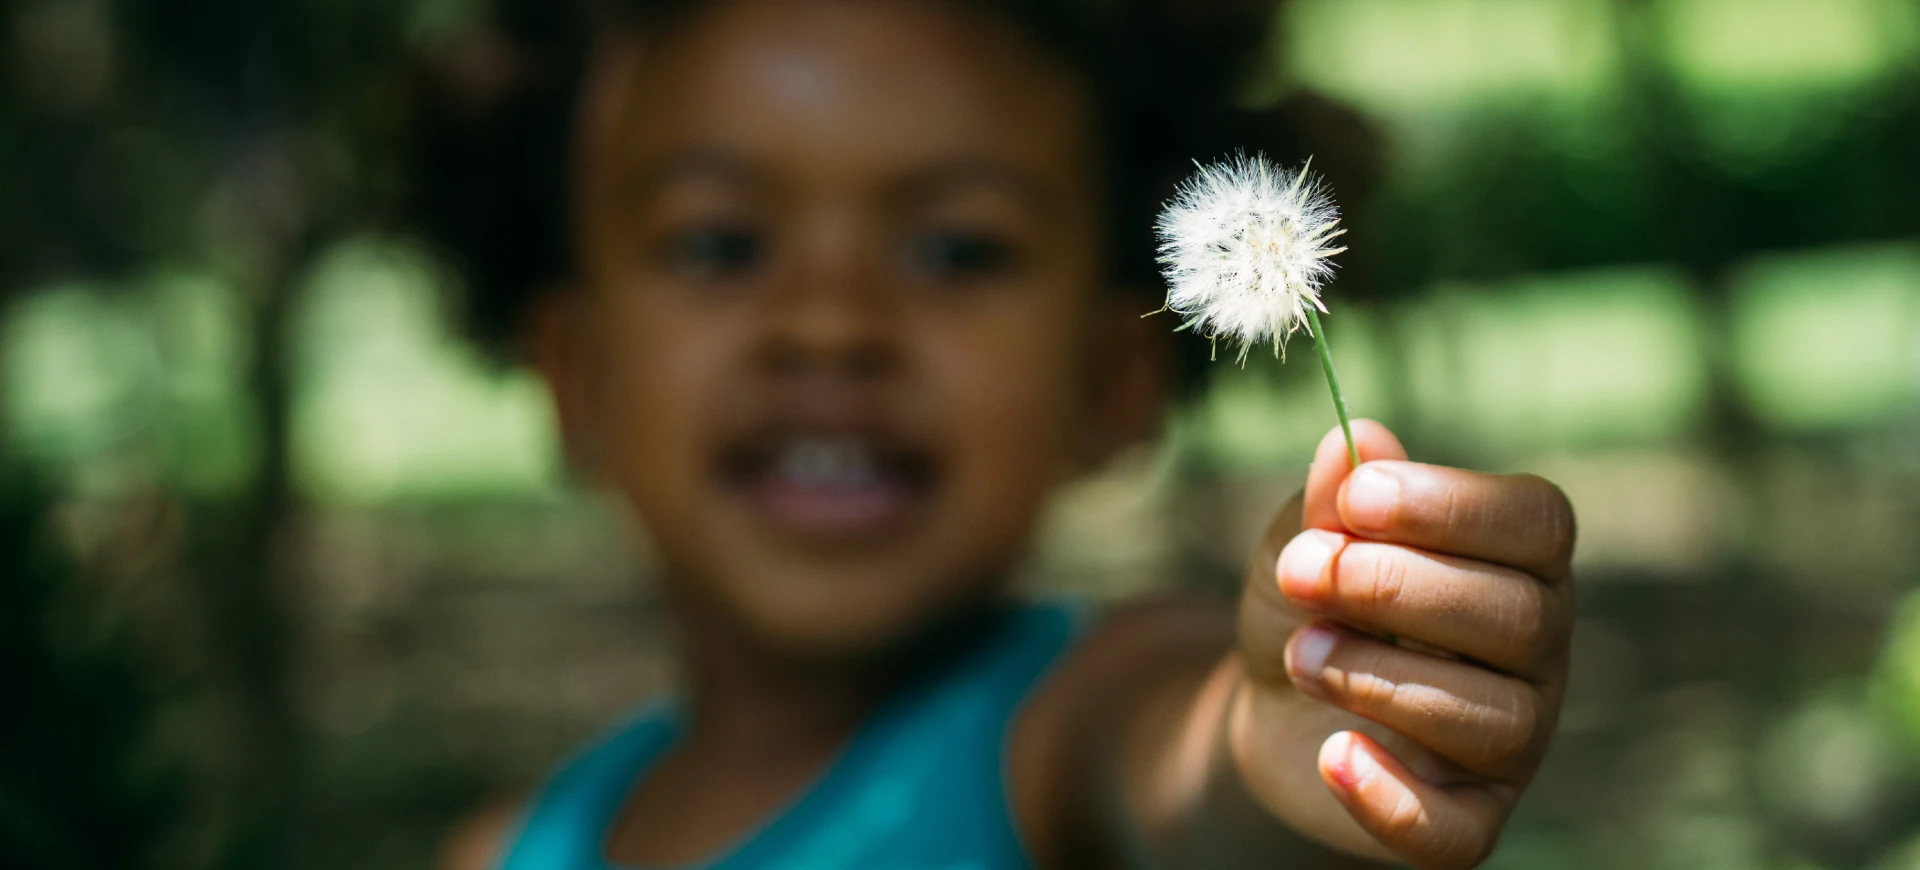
[587,294,741,505]
[918,302,1089,513]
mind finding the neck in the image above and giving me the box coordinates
[681,632,879,758]
[663,589,1005,761]
[666,599,889,761]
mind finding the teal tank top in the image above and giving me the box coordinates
[498,603,1088,870]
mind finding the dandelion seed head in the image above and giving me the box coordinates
[1154,153,1347,362]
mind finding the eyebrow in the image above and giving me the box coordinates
[613,149,1063,215]
[889,159,1059,215]
[615,147,771,204]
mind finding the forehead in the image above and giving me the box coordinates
[578,0,1096,194]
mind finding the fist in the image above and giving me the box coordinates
[1235,421,1575,870]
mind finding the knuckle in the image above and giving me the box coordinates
[1354,546,1411,615]
[1379,789,1428,843]
[1535,591,1576,663]
[1346,667,1405,714]
[1480,685,1542,766]
[1502,688,1541,752]
[1438,481,1471,537]
[1499,578,1551,664]
[1333,643,1407,711]
[1454,684,1540,778]
[1522,474,1578,563]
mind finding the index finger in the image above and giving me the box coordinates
[1338,462,1576,582]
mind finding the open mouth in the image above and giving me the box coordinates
[719,433,938,540]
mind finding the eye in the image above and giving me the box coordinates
[660,224,765,282]
[905,229,1016,283]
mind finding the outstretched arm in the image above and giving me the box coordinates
[437,793,524,870]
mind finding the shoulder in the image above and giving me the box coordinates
[439,703,678,870]
[1008,597,1237,866]
[437,793,528,870]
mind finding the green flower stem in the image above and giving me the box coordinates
[1304,306,1359,470]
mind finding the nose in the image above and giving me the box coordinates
[757,230,899,380]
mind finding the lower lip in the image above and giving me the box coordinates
[742,475,923,539]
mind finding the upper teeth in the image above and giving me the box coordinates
[778,438,878,488]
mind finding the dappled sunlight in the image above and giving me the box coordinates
[4,0,1918,868]
[1732,244,1920,429]
[290,240,559,503]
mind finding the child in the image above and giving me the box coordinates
[414,1,1575,868]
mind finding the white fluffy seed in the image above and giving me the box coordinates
[1154,153,1347,362]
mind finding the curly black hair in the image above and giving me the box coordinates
[404,0,1380,395]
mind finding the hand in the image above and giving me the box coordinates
[1232,421,1574,870]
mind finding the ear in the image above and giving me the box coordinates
[523,287,600,478]
[1079,293,1170,468]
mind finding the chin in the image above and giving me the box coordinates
[723,560,1011,665]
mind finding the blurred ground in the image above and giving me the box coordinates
[4,1,1920,868]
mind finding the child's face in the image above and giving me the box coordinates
[545,0,1161,657]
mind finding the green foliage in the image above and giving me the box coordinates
[2,1,1920,868]
[0,467,189,870]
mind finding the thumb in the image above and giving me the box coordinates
[1302,420,1407,533]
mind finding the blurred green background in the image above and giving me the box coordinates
[3,0,1919,868]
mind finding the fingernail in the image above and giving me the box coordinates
[1277,529,1342,602]
[1287,623,1337,687]
[1321,732,1364,794]
[1341,735,1377,790]
[1343,465,1400,533]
